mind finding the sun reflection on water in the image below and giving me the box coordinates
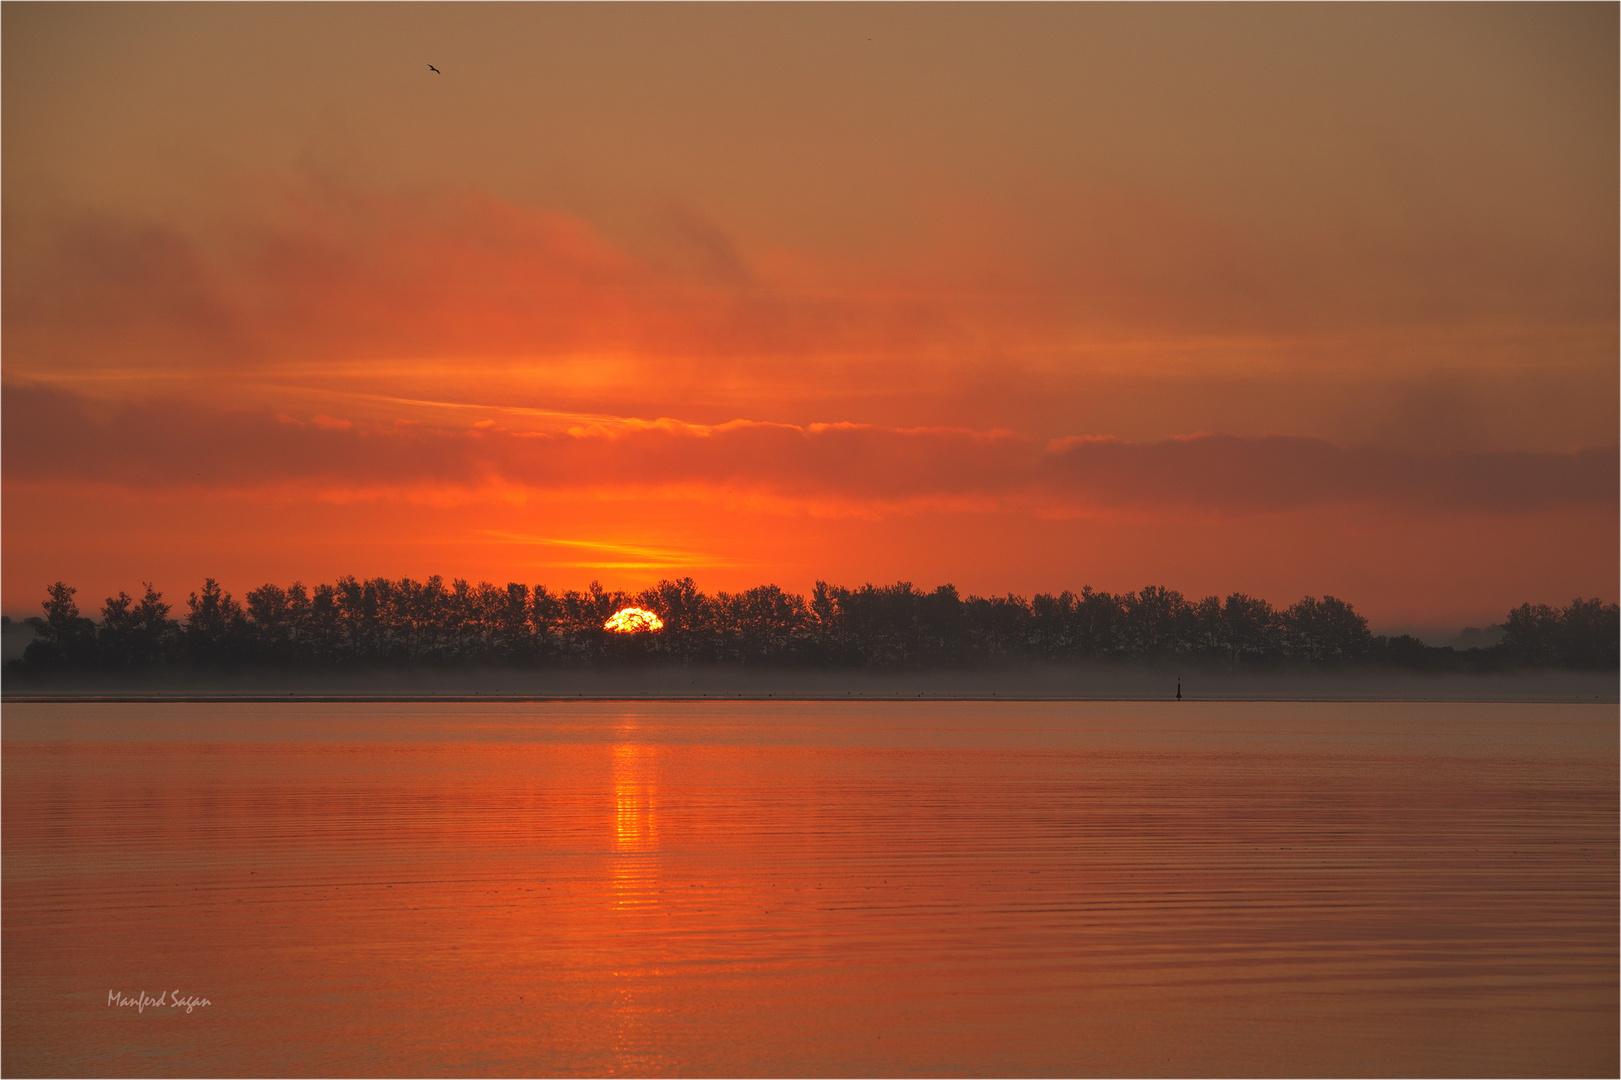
[610,738,659,909]
[605,731,670,1073]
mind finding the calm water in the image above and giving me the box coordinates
[3,701,1616,1077]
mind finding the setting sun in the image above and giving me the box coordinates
[604,607,664,634]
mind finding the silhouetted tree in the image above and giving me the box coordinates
[245,583,296,662]
[639,577,711,663]
[131,583,179,664]
[1502,603,1562,666]
[1121,586,1191,658]
[97,591,138,667]
[12,575,1613,674]
[1371,634,1465,670]
[1279,595,1371,663]
[559,581,630,662]
[1558,598,1620,668]
[1071,587,1126,658]
[1216,593,1277,664]
[185,579,246,665]
[1503,598,1619,669]
[529,584,564,658]
[22,581,98,667]
[962,592,1030,662]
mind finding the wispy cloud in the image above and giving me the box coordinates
[263,388,642,432]
[6,380,1614,517]
[479,531,732,570]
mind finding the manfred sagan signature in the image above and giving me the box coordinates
[108,990,211,1014]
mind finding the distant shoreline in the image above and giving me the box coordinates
[6,695,1616,705]
[4,664,1615,704]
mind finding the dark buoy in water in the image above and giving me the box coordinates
[1176,679,1182,701]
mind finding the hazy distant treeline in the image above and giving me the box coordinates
[8,577,1618,672]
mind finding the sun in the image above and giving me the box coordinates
[604,607,665,634]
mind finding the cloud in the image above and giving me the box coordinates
[16,178,1607,386]
[6,381,1613,516]
[1041,434,1618,513]
[3,184,969,380]
[7,181,1614,470]
[480,532,735,571]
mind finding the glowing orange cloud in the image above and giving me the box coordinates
[6,382,1613,516]
[6,183,1613,459]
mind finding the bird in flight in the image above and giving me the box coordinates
[428,64,440,74]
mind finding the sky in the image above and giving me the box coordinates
[3,3,1616,631]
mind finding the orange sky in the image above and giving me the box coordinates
[3,4,1616,631]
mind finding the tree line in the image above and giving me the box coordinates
[7,576,1617,672]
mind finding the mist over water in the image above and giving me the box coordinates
[4,701,1616,1076]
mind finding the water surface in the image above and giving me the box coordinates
[4,701,1616,1076]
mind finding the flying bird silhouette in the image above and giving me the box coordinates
[428,64,440,74]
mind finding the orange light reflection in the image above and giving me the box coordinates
[610,738,659,910]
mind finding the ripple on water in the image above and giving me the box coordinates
[3,701,1616,1077]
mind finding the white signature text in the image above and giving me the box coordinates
[108,990,212,1014]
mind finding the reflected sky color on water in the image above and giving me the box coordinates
[612,737,658,909]
[3,701,1616,1077]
